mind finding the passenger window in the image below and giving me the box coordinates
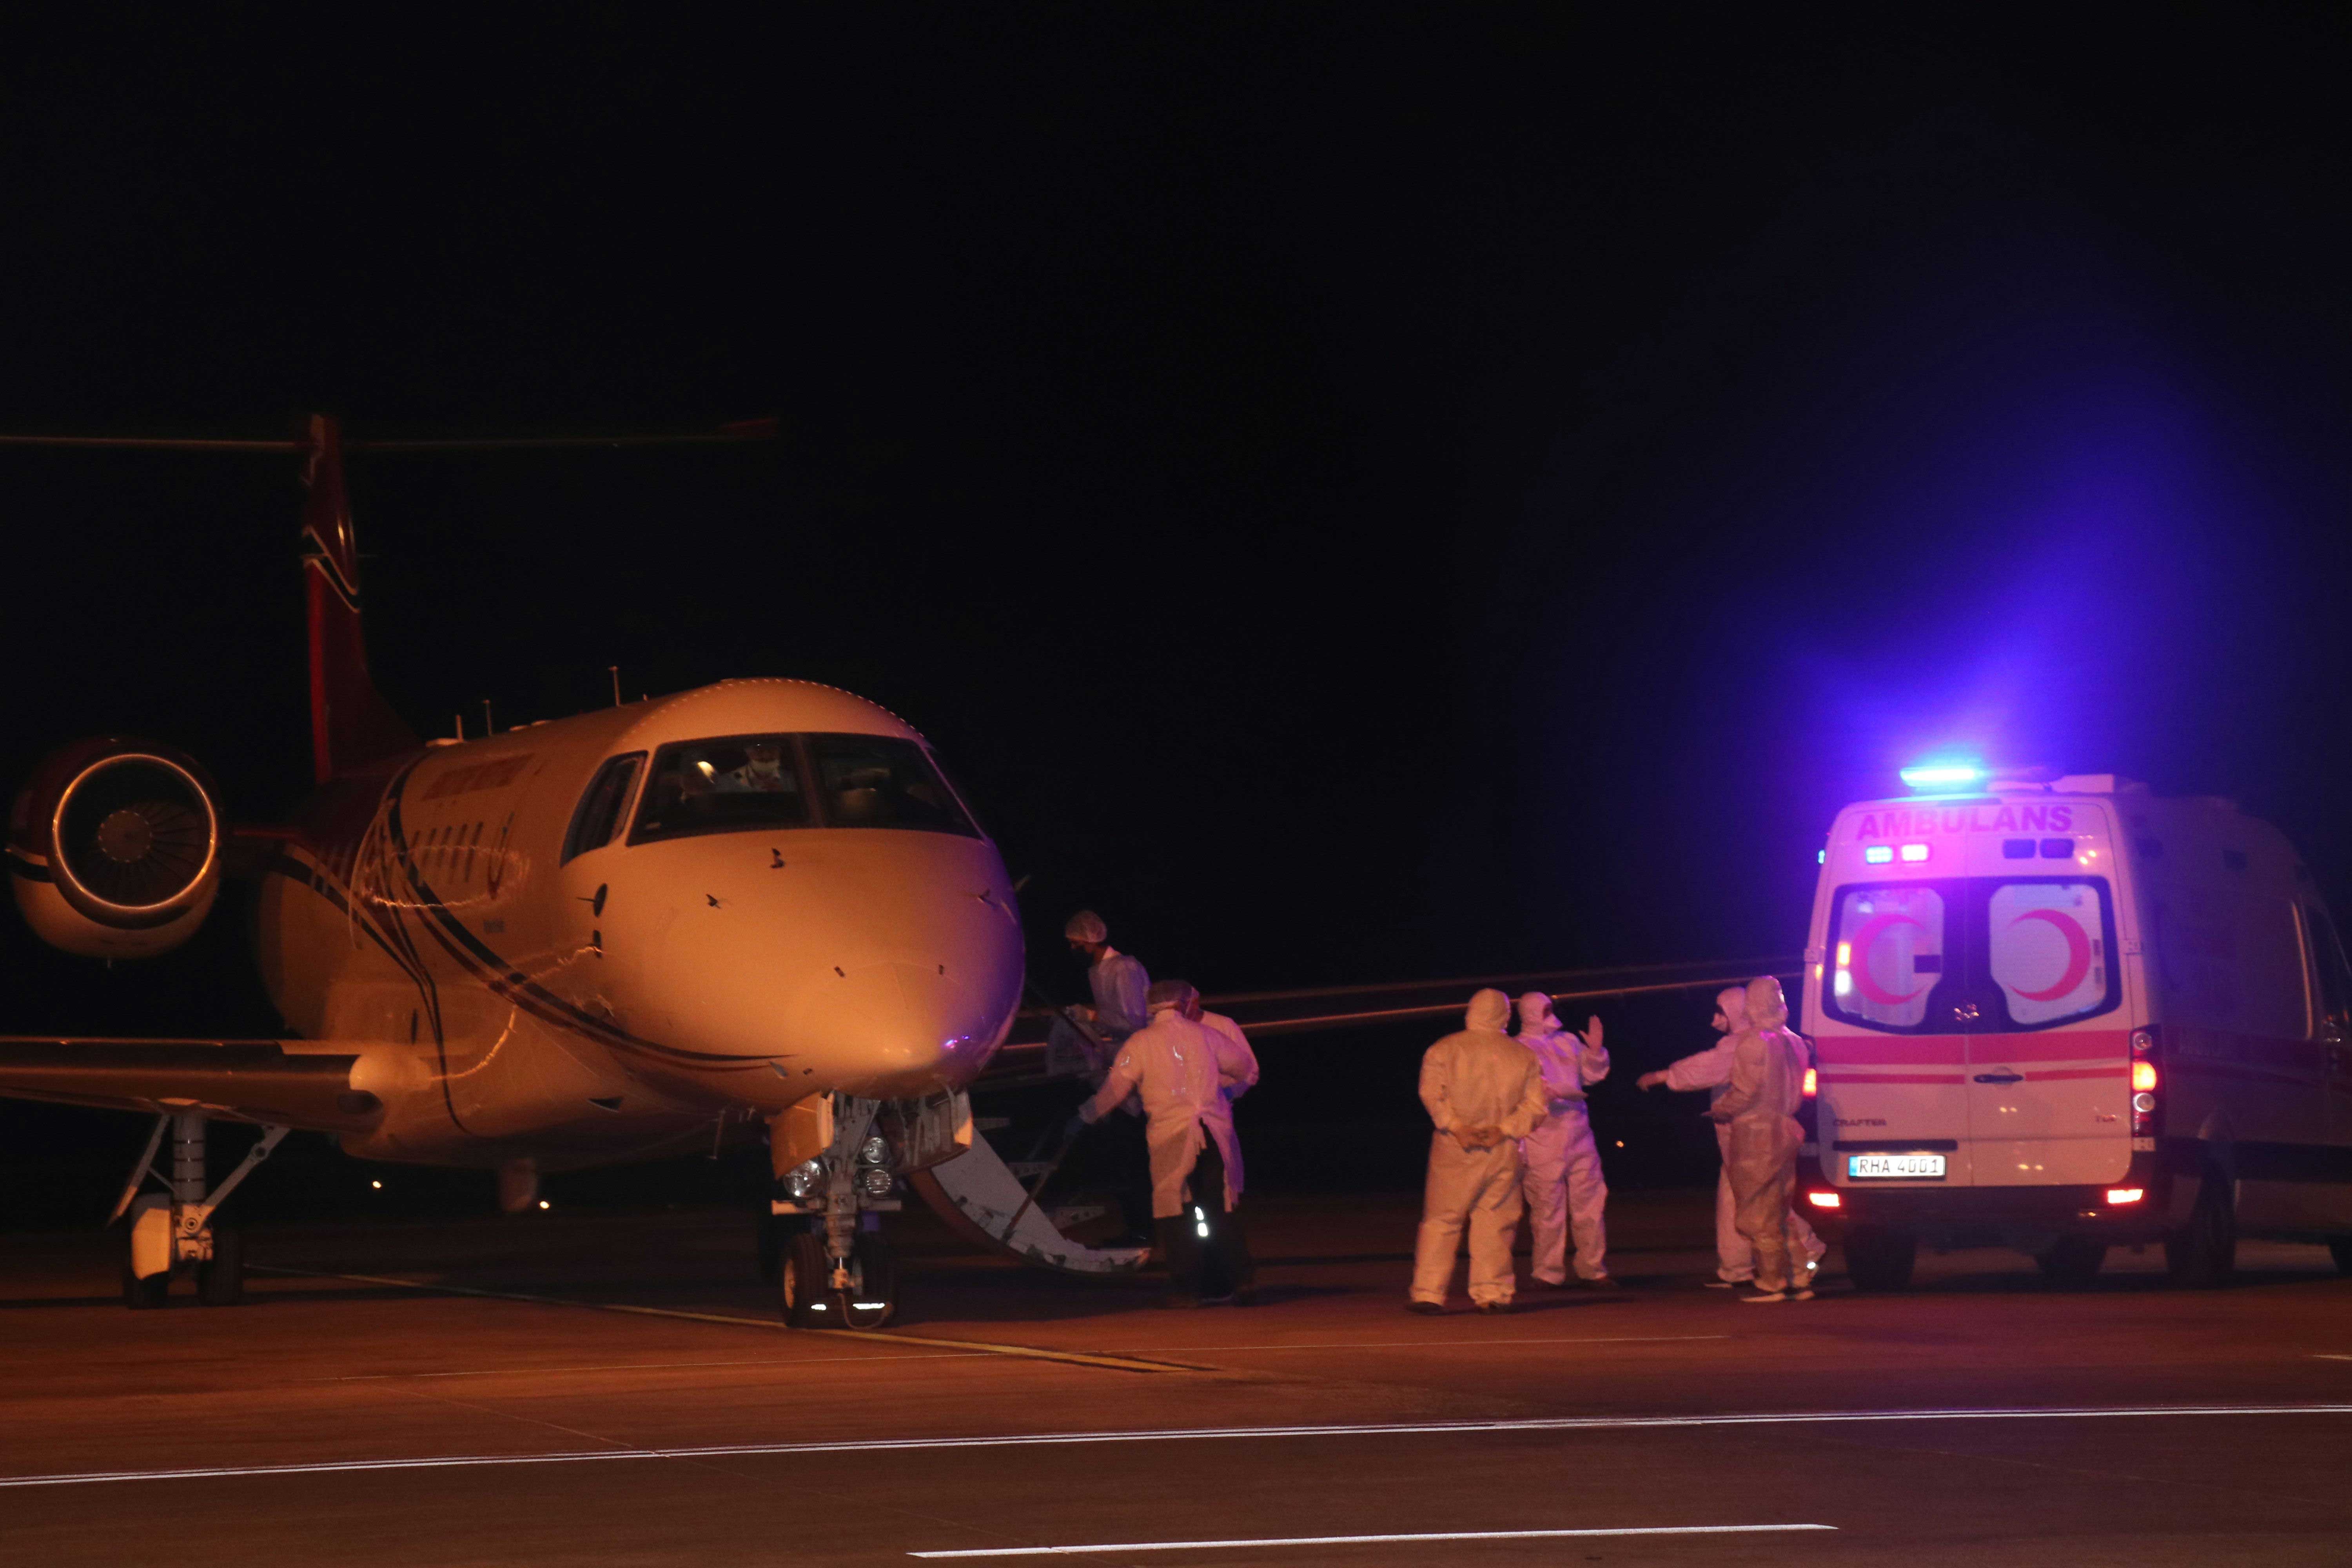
[807,733,979,837]
[563,753,646,863]
[632,737,811,844]
[1828,884,1947,1030]
[1987,882,2112,1027]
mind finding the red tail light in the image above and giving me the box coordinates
[2105,1187,2145,1205]
[1802,1066,1817,1097]
[1806,1189,1841,1209]
[2129,1027,2159,1136]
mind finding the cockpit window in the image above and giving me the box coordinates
[561,752,644,864]
[807,733,978,836]
[632,735,813,843]
[628,733,980,843]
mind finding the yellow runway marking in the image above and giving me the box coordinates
[250,1266,1211,1374]
[1183,1334,1729,1353]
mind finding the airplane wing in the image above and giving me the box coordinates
[977,956,1802,1087]
[0,1038,383,1131]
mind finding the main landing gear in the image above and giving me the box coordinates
[769,1094,904,1329]
[114,1112,286,1309]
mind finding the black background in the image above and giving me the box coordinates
[3,7,2348,1219]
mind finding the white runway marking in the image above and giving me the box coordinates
[908,1523,1837,1557]
[2316,1354,2352,1362]
[3,1404,2348,1489]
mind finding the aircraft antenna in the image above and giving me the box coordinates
[453,713,465,742]
[482,699,495,736]
[609,666,622,708]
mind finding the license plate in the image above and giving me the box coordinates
[1848,1153,1946,1179]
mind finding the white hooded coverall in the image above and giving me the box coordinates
[1412,989,1549,1307]
[1663,988,1824,1283]
[1079,1008,1252,1217]
[1198,1008,1260,1196]
[1709,977,1811,1294]
[1516,992,1611,1283]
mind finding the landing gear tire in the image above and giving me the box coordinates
[122,1266,169,1310]
[2165,1169,2236,1289]
[2035,1235,2106,1288]
[755,1210,784,1286]
[835,1234,897,1330]
[198,1219,244,1307]
[2329,1237,2352,1276]
[781,1229,830,1328]
[1844,1226,1916,1292]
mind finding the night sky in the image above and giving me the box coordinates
[5,5,2350,1038]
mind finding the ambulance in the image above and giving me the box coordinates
[1800,768,2352,1289]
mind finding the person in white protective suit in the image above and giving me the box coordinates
[1053,910,1156,1240]
[1185,990,1261,1115]
[1410,989,1550,1314]
[1071,980,1256,1305]
[1515,992,1616,1289]
[1058,910,1151,1077]
[1706,975,1814,1303]
[1639,987,1824,1289]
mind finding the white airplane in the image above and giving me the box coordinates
[0,416,1775,1325]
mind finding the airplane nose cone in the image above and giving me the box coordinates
[783,960,998,1096]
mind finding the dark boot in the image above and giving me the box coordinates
[1154,1217,1199,1305]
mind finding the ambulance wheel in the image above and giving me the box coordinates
[2165,1169,2236,1289]
[197,1220,244,1306]
[834,1233,897,1330]
[755,1210,783,1285]
[2329,1237,2352,1275]
[1844,1226,1915,1292]
[780,1229,831,1328]
[2035,1236,2106,1288]
[121,1265,170,1310]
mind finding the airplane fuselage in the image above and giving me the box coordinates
[254,678,1025,1170]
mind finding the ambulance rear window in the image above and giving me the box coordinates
[1825,877,2121,1033]
[1987,882,2110,1027]
[1828,884,1947,1029]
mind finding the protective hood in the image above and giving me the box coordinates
[1517,991,1557,1033]
[1466,987,1512,1032]
[1745,974,1789,1032]
[1711,986,1749,1034]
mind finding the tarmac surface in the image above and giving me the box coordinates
[5,1187,2352,1566]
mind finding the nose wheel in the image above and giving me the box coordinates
[779,1225,897,1328]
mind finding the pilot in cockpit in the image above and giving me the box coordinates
[719,741,792,794]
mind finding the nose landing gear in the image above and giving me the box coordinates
[113,1112,287,1308]
[769,1093,903,1328]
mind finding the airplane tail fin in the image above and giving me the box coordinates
[301,415,417,785]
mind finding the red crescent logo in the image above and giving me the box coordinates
[2007,907,2092,1001]
[1848,912,1932,1006]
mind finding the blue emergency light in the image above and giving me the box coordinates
[1899,759,1987,790]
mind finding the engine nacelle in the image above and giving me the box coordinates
[7,738,223,959]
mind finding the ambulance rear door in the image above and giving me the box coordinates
[1818,877,1975,1188]
[1958,858,2133,1188]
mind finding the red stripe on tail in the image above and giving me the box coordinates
[301,415,417,785]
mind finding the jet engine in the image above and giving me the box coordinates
[7,738,223,958]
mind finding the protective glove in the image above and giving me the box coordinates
[1060,1111,1091,1144]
